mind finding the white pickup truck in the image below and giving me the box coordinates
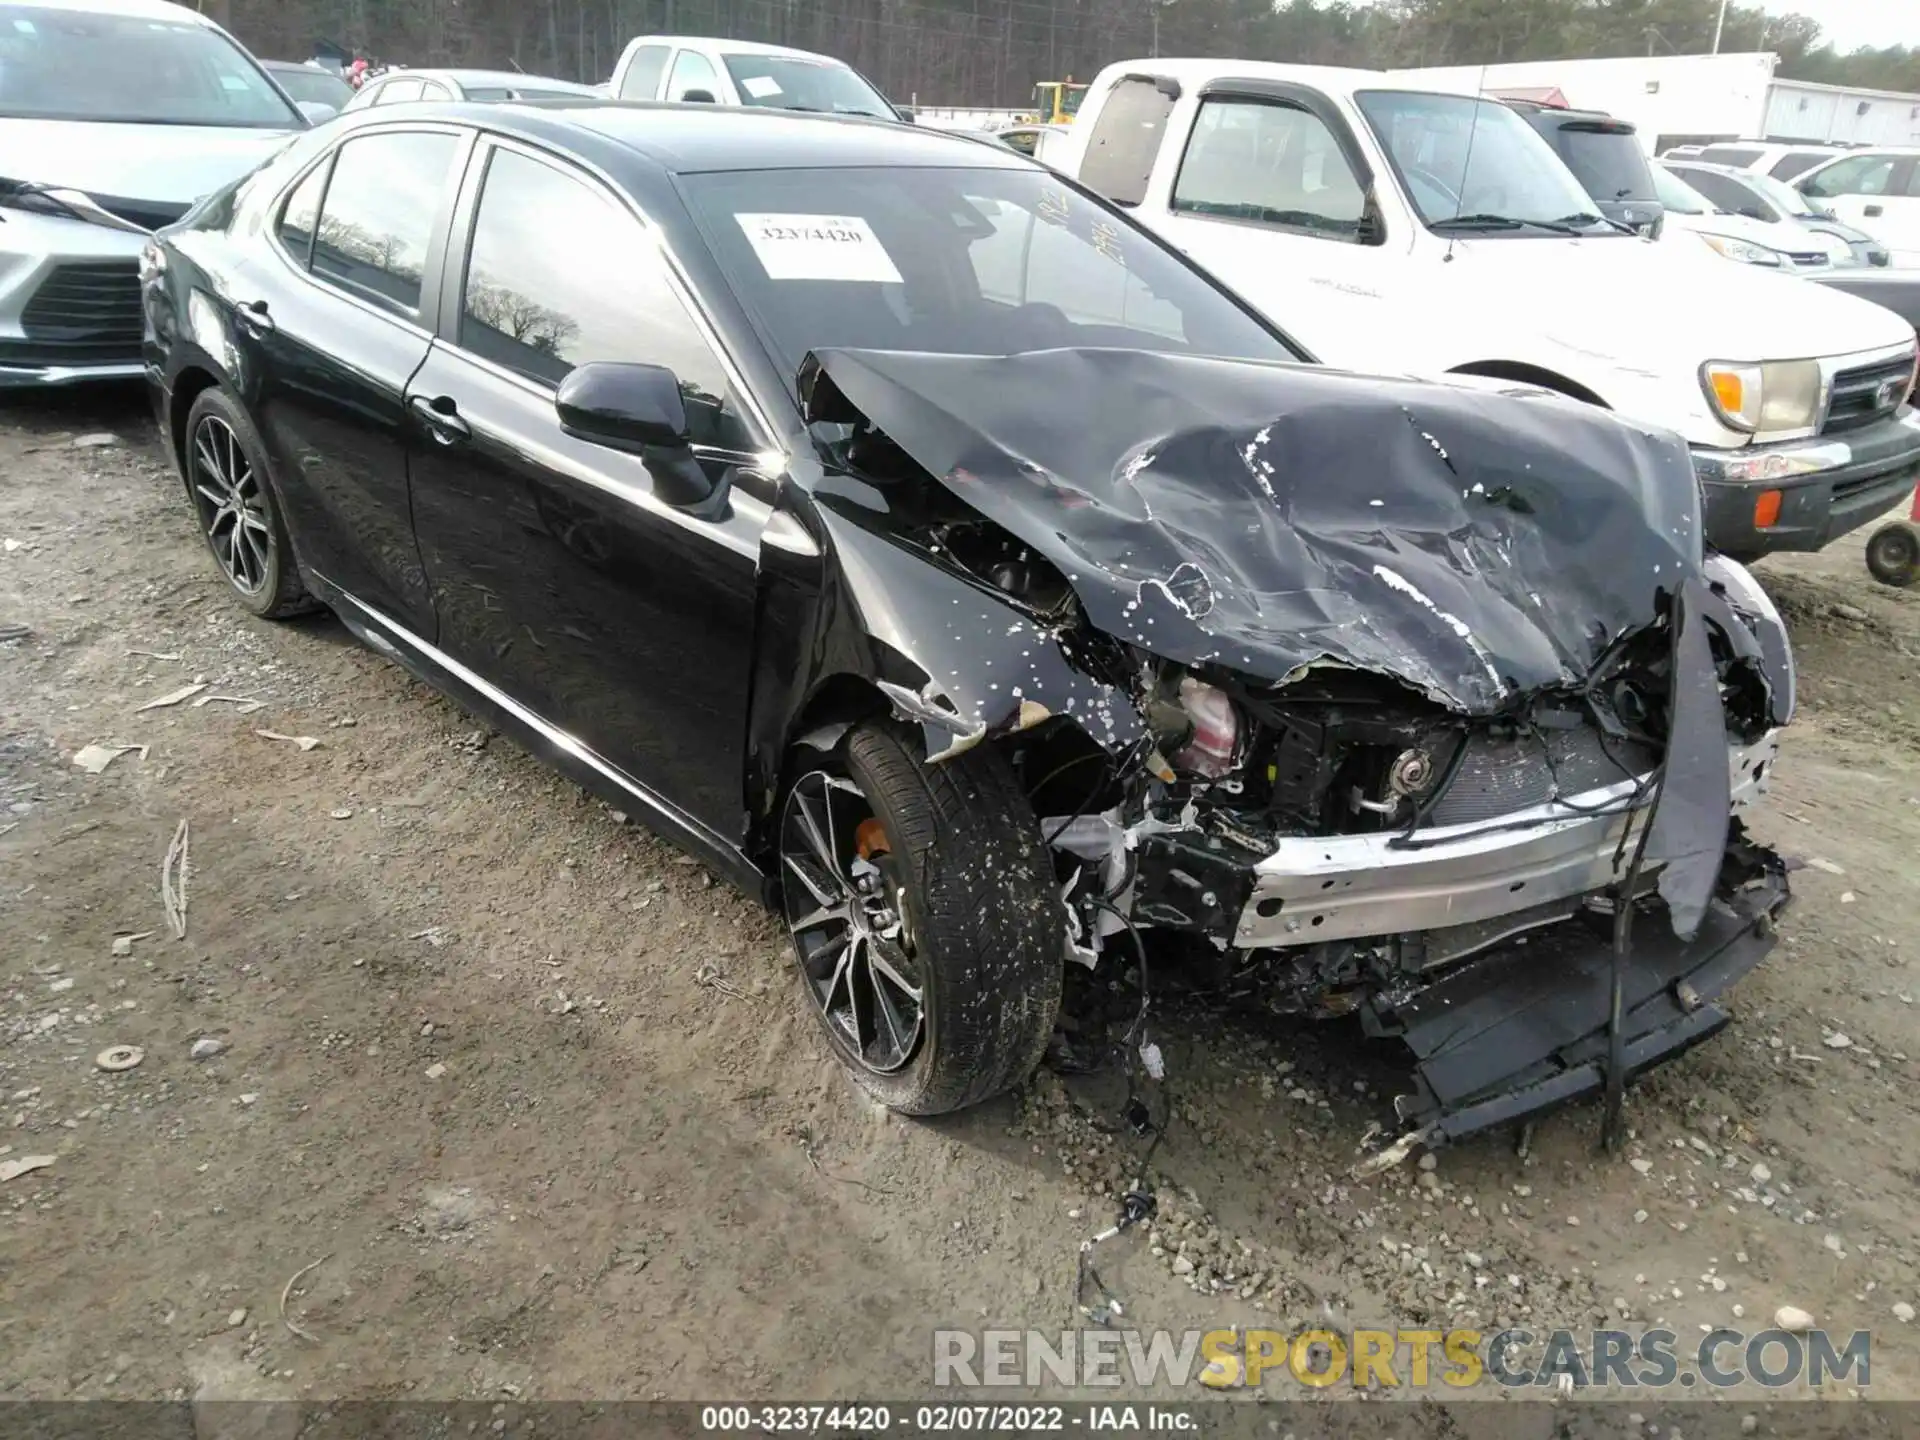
[1045,60,1920,558]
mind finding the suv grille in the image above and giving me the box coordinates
[17,262,143,363]
[1824,351,1917,435]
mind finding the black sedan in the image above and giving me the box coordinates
[142,101,1795,1142]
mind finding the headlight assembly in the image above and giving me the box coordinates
[1700,359,1824,434]
[1697,232,1786,267]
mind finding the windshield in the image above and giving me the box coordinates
[1353,90,1610,232]
[268,66,352,109]
[680,165,1297,389]
[0,4,302,127]
[1652,166,1713,214]
[1553,125,1656,202]
[721,55,892,118]
[1740,169,1822,218]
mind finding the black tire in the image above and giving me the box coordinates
[780,721,1064,1115]
[1865,521,1919,589]
[182,387,316,619]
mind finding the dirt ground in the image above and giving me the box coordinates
[4,385,1920,1421]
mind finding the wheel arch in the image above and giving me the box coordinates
[166,364,224,478]
[1446,360,1612,408]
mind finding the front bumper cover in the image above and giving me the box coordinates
[1694,407,1920,556]
[1363,837,1789,1146]
[0,208,147,390]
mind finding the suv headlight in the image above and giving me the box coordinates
[1700,359,1825,434]
[1697,232,1786,267]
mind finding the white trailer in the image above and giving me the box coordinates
[1393,52,1920,153]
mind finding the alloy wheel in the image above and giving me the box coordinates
[779,769,926,1074]
[189,415,273,596]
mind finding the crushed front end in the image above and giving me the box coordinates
[798,347,1796,1149]
[1044,593,1791,1148]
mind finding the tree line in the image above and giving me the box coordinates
[196,0,1920,109]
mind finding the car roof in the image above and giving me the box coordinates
[1522,107,1633,127]
[1665,160,1755,177]
[529,101,1028,172]
[620,34,851,64]
[384,69,599,93]
[1105,57,1389,93]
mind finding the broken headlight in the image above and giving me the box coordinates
[1700,359,1823,435]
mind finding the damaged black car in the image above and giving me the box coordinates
[142,101,1794,1143]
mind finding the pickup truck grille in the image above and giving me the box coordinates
[1824,351,1917,436]
[20,262,143,355]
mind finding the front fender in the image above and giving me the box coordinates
[743,472,1144,851]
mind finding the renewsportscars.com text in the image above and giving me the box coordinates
[932,1326,1872,1390]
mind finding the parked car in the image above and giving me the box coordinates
[994,122,1068,162]
[1795,148,1920,270]
[1505,100,1663,235]
[1663,159,1889,268]
[0,0,310,389]
[262,60,354,117]
[1688,141,1854,182]
[142,102,1795,1143]
[1047,60,1920,561]
[606,35,901,120]
[1653,165,1851,272]
[340,69,600,110]
[1810,269,1920,341]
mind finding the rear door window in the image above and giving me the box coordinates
[619,44,670,100]
[1078,77,1175,207]
[310,130,462,313]
[1768,152,1830,181]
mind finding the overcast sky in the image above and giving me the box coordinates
[1758,0,1920,54]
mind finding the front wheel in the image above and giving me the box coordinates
[778,721,1063,1114]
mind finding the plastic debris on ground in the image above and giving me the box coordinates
[72,743,148,774]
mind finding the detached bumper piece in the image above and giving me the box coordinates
[1361,839,1789,1148]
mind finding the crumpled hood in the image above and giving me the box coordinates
[0,119,293,209]
[802,347,1705,716]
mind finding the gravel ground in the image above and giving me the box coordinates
[3,386,1920,1424]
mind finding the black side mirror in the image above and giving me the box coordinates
[556,362,717,511]
[681,88,716,104]
[1355,200,1386,247]
[896,107,917,124]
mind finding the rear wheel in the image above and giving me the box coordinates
[183,388,314,619]
[778,721,1063,1114]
